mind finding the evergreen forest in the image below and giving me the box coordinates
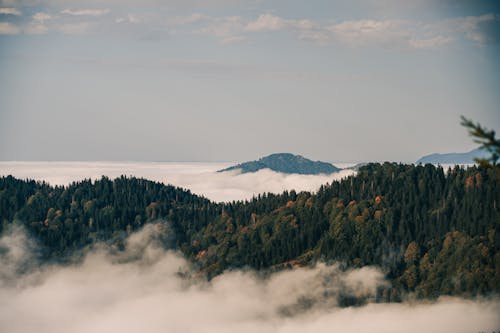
[1,162,498,301]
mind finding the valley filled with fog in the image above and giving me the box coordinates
[0,161,498,333]
[0,225,498,333]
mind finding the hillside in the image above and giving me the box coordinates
[219,153,341,175]
[1,163,498,302]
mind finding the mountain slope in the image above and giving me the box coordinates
[219,153,341,175]
[1,163,498,301]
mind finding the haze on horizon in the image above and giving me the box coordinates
[0,0,499,163]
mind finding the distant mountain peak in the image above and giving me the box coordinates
[218,153,341,175]
[416,148,487,164]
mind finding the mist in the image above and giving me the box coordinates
[0,161,355,202]
[0,226,498,333]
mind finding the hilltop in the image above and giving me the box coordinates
[218,153,341,175]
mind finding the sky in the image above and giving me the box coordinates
[0,0,499,163]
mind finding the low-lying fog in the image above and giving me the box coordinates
[0,225,498,333]
[0,161,355,202]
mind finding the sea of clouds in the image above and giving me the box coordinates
[0,161,355,202]
[0,225,498,333]
[0,161,497,332]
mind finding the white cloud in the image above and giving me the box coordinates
[201,14,323,44]
[245,14,325,43]
[409,36,453,49]
[200,14,466,49]
[0,226,498,333]
[245,13,287,32]
[32,12,51,22]
[327,19,412,48]
[0,226,38,286]
[123,13,141,24]
[329,19,400,35]
[0,7,20,15]
[0,21,19,34]
[202,12,499,48]
[23,12,52,34]
[324,17,480,49]
[199,15,245,43]
[61,8,110,16]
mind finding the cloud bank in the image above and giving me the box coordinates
[0,161,355,202]
[0,225,498,333]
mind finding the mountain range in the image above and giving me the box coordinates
[416,148,486,164]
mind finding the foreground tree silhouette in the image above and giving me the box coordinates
[461,116,500,167]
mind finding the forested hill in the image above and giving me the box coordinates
[218,153,340,174]
[0,163,498,301]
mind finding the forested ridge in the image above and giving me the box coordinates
[1,163,498,301]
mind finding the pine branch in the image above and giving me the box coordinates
[460,116,500,167]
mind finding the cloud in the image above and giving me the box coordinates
[240,13,500,49]
[32,12,51,22]
[197,14,319,43]
[327,19,413,48]
[323,16,497,49]
[245,14,320,34]
[0,226,40,287]
[0,161,355,202]
[60,8,110,17]
[0,21,19,34]
[199,15,245,43]
[245,13,287,32]
[0,226,498,333]
[197,13,471,48]
[435,14,500,45]
[297,30,329,43]
[0,7,20,15]
[115,14,141,24]
[23,12,51,34]
[198,14,325,44]
[409,36,453,49]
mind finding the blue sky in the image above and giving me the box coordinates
[0,0,499,162]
